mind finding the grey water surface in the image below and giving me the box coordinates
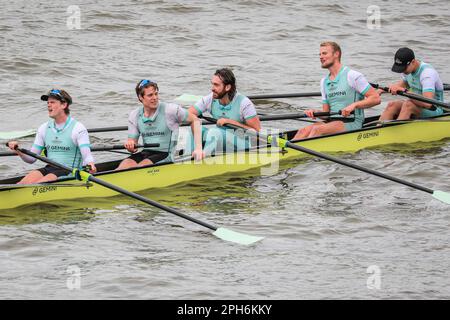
[0,0,449,299]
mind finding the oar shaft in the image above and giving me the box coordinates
[201,116,436,195]
[16,147,218,231]
[371,83,450,110]
[90,143,159,152]
[284,141,434,194]
[1,143,160,157]
[244,84,448,99]
[259,111,339,121]
[88,126,127,133]
[87,175,217,231]
[247,92,321,99]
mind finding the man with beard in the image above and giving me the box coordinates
[293,42,380,140]
[187,68,261,155]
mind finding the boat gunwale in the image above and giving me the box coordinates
[0,112,449,191]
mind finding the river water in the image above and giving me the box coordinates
[0,0,449,299]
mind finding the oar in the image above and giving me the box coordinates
[371,83,450,112]
[0,111,335,141]
[0,143,160,157]
[178,84,450,104]
[13,147,263,245]
[175,91,322,104]
[259,111,339,122]
[201,116,450,205]
[0,129,36,140]
[0,126,129,141]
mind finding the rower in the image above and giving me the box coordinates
[116,79,204,170]
[187,68,261,155]
[7,89,96,184]
[379,47,445,120]
[293,41,381,140]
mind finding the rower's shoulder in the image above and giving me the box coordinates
[128,106,142,118]
[72,120,89,134]
[346,68,368,82]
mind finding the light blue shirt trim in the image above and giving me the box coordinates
[194,105,203,116]
[33,144,44,151]
[360,84,371,95]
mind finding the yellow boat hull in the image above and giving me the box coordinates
[1,116,449,210]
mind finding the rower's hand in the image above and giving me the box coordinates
[87,162,97,174]
[304,109,316,119]
[192,148,205,161]
[388,85,406,95]
[7,141,20,153]
[124,139,137,153]
[376,88,385,96]
[341,103,356,117]
[216,118,231,127]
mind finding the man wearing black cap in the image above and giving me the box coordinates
[379,47,445,120]
[7,89,96,184]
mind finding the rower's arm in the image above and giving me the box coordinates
[216,117,261,132]
[188,106,200,116]
[244,116,261,132]
[361,87,382,108]
[186,112,204,159]
[340,87,381,117]
[408,91,435,109]
[409,68,440,109]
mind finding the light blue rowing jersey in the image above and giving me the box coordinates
[130,103,187,162]
[43,116,83,169]
[188,92,258,154]
[211,94,246,122]
[323,66,370,130]
[404,62,444,102]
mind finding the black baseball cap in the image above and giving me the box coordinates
[391,47,415,73]
[41,89,72,105]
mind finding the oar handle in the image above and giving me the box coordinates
[371,83,450,110]
[91,143,160,152]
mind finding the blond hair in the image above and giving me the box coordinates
[320,41,342,61]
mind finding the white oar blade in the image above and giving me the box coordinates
[175,94,203,105]
[0,129,36,140]
[432,190,450,204]
[213,227,264,245]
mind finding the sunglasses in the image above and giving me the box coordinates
[138,79,158,88]
[48,89,66,101]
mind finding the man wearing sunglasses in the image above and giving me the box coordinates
[116,79,204,170]
[7,89,96,184]
[187,68,261,155]
[379,47,445,120]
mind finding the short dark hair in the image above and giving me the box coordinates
[135,79,159,99]
[214,68,237,100]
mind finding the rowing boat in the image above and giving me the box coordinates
[1,114,449,210]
